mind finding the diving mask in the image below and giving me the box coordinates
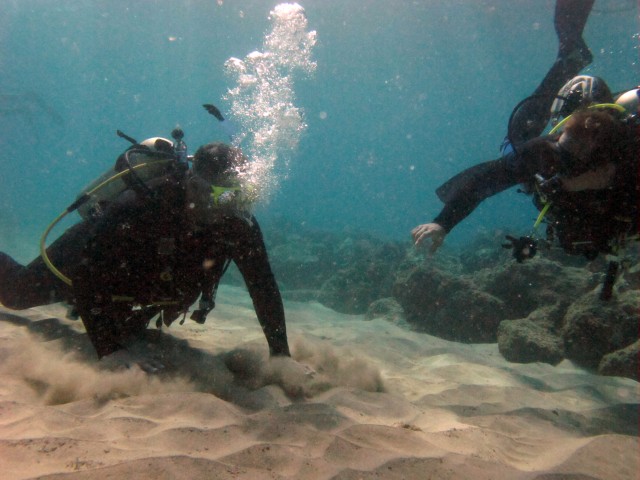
[210,184,244,206]
[186,173,255,225]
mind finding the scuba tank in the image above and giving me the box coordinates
[41,133,184,286]
[41,111,250,287]
[76,136,180,220]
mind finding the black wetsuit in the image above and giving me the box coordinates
[0,173,290,359]
[434,131,639,259]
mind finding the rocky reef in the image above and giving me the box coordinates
[225,218,639,381]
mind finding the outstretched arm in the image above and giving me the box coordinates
[434,156,522,229]
[411,146,544,253]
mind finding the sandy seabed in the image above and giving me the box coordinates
[0,284,637,480]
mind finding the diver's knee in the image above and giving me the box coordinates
[0,296,30,310]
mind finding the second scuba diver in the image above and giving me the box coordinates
[412,81,639,299]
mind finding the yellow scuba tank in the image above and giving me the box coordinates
[77,137,177,219]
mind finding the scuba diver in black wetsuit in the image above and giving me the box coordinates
[412,88,639,300]
[0,132,291,366]
[412,0,640,299]
[501,0,595,154]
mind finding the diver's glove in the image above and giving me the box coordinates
[502,235,537,263]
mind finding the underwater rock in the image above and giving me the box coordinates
[318,263,385,314]
[257,221,638,380]
[393,264,505,342]
[476,256,596,319]
[460,246,506,273]
[365,297,405,324]
[316,237,405,315]
[598,340,639,381]
[497,317,564,365]
[269,236,331,290]
[280,289,319,302]
[263,218,406,314]
[392,264,454,324]
[458,229,511,273]
[433,288,505,342]
[562,289,640,371]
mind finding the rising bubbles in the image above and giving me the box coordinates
[224,3,317,204]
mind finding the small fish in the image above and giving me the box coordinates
[203,104,225,122]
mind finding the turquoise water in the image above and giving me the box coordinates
[1,0,638,262]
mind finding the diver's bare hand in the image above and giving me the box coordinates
[411,223,446,253]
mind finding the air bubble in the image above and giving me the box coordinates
[223,3,317,204]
